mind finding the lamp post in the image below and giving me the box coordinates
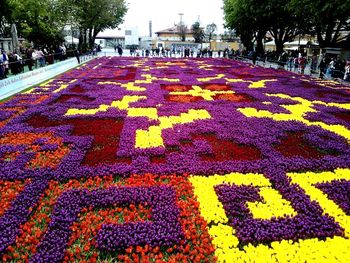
[178,13,184,42]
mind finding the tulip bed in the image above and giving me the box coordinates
[0,56,350,262]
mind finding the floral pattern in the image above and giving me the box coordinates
[0,57,349,262]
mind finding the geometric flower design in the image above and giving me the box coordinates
[1,56,350,261]
[163,83,253,102]
[190,170,350,262]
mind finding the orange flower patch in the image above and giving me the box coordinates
[0,132,70,169]
[0,107,26,129]
[166,94,202,103]
[0,180,28,217]
[213,93,254,102]
[161,84,192,92]
[27,145,70,169]
[2,174,216,262]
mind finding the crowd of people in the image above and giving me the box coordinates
[234,49,350,82]
[0,45,69,79]
[2,43,350,83]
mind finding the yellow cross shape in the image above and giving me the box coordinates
[238,93,350,142]
[169,85,235,101]
[135,109,211,148]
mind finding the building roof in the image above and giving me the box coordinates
[155,26,193,35]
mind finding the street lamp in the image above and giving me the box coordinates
[178,13,184,42]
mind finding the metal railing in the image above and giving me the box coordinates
[0,50,96,79]
[231,55,349,84]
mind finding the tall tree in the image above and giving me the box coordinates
[177,24,187,42]
[6,0,68,47]
[290,0,350,48]
[224,0,305,54]
[223,0,266,53]
[69,0,127,50]
[265,0,304,54]
[205,23,217,43]
[191,22,205,43]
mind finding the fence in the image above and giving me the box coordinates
[0,51,96,100]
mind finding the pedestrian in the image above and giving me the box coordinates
[328,58,336,78]
[298,56,306,74]
[117,45,123,56]
[75,48,80,63]
[0,55,4,79]
[32,49,38,68]
[344,61,350,82]
[252,50,257,65]
[1,50,9,77]
[293,57,299,72]
[36,49,45,67]
[26,48,33,71]
[318,58,327,79]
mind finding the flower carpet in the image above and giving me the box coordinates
[0,56,350,262]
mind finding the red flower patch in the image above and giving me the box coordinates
[334,112,350,123]
[0,180,28,217]
[203,84,231,91]
[151,155,167,164]
[194,133,261,162]
[3,175,216,262]
[275,131,324,158]
[27,115,130,166]
[166,94,202,103]
[213,93,254,102]
[50,94,94,104]
[69,85,85,93]
[161,84,192,92]
[114,67,137,80]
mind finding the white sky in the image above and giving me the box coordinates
[120,0,225,36]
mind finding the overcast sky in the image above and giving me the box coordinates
[120,0,225,36]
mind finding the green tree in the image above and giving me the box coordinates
[224,0,304,54]
[69,0,127,50]
[221,29,236,42]
[205,23,217,43]
[6,0,68,47]
[290,0,350,48]
[223,0,266,53]
[191,22,205,43]
[265,0,303,54]
[0,1,10,36]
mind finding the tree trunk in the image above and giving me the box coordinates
[78,27,84,51]
[91,31,100,49]
[88,28,93,49]
[275,39,284,54]
[255,29,265,55]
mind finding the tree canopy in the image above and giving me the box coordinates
[4,0,69,47]
[205,23,217,42]
[290,0,350,48]
[223,0,350,53]
[191,22,205,43]
[68,0,127,50]
[1,0,127,50]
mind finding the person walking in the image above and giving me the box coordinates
[252,50,257,65]
[74,48,80,64]
[344,61,350,82]
[117,45,123,56]
[1,50,8,77]
[318,58,327,79]
[26,48,33,71]
[36,49,45,67]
